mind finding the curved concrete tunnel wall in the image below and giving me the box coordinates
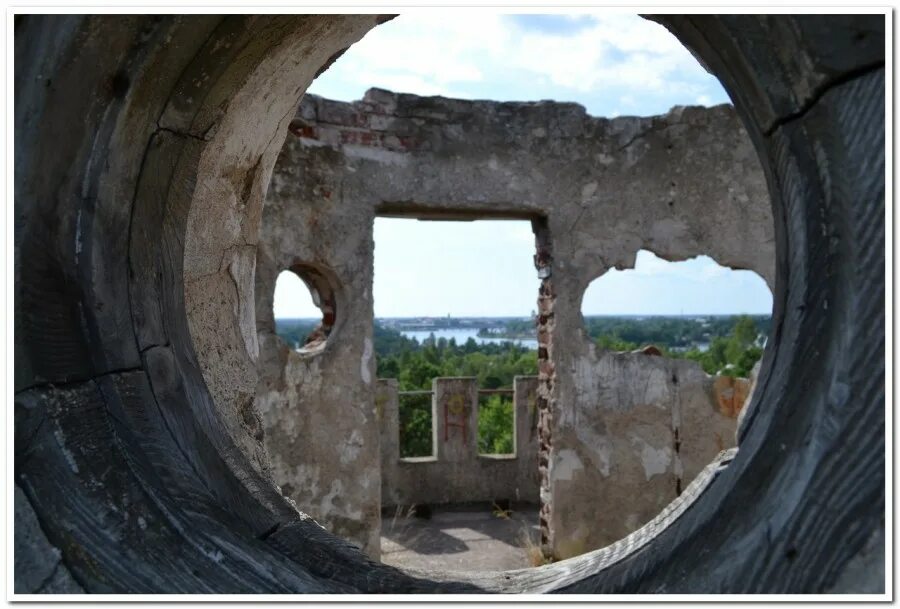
[14,14,884,593]
[251,88,775,558]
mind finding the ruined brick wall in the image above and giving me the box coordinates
[255,88,774,559]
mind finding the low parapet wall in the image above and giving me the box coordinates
[377,376,541,507]
[377,363,751,554]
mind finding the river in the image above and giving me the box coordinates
[400,328,538,349]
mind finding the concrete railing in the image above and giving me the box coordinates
[376,376,540,507]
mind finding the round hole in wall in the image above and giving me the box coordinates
[272,264,338,355]
[162,14,880,592]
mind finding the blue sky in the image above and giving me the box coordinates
[272,14,772,319]
[305,13,731,117]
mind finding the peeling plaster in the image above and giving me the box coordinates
[361,337,373,385]
[554,449,585,482]
[630,434,673,481]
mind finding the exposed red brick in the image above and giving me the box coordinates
[288,120,317,139]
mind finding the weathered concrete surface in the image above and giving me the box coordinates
[15,13,884,594]
[548,351,750,557]
[376,369,745,546]
[380,505,541,573]
[378,377,540,507]
[14,485,83,594]
[254,198,380,557]
[826,520,885,593]
[255,88,773,558]
[179,18,383,486]
[252,108,382,556]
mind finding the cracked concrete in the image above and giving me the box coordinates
[248,88,773,559]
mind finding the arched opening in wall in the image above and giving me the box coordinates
[581,250,772,373]
[272,265,337,355]
[567,249,773,551]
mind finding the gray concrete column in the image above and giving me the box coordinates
[376,379,399,465]
[514,376,541,501]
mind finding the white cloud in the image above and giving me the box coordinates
[308,13,725,115]
[320,13,503,92]
[625,251,736,283]
[510,14,710,97]
[582,250,772,315]
[699,260,730,280]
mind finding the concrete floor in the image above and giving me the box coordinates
[379,504,541,572]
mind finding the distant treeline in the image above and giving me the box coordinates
[583,315,771,352]
[274,315,769,457]
[274,314,770,380]
[589,315,767,378]
[274,319,319,350]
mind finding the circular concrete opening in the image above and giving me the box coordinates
[272,265,337,355]
[14,14,884,594]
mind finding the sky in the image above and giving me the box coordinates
[272,13,773,319]
[306,13,731,117]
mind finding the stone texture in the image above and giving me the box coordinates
[547,352,748,556]
[826,520,885,593]
[380,506,541,573]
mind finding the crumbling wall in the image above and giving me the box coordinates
[546,351,751,557]
[255,88,773,559]
[255,162,380,557]
[375,369,746,519]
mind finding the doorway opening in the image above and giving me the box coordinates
[374,216,541,462]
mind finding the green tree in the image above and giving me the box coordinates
[595,334,639,352]
[478,395,514,454]
[399,359,441,390]
[398,394,433,457]
[732,315,758,346]
[366,316,769,456]
[684,317,763,377]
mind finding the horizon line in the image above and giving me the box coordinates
[275,312,774,320]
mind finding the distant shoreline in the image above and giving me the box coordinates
[476,329,535,340]
[275,313,773,322]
